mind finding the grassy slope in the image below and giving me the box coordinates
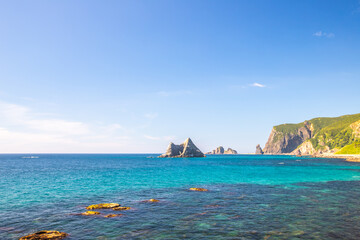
[273,113,360,154]
[336,142,360,154]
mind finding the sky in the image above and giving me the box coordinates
[0,0,360,153]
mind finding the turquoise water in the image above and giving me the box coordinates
[2,154,360,239]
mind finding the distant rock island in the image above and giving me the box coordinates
[159,138,205,158]
[206,146,238,155]
[255,144,264,154]
[262,113,360,155]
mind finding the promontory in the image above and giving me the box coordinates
[262,113,360,155]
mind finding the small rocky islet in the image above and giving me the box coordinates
[206,146,238,155]
[159,138,205,158]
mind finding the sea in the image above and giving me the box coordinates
[1,154,360,239]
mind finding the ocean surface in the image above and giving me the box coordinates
[2,154,360,239]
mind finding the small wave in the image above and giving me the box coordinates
[21,156,39,159]
[278,162,284,165]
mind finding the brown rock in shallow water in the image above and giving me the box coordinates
[189,188,208,192]
[86,203,120,210]
[81,211,100,215]
[104,214,123,218]
[113,206,131,211]
[19,230,68,240]
[143,199,160,203]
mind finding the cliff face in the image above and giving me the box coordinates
[291,141,315,155]
[263,122,313,154]
[159,138,205,158]
[262,113,360,154]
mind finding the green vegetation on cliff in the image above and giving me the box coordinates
[336,141,360,154]
[272,113,360,154]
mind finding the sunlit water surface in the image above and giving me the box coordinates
[1,154,360,239]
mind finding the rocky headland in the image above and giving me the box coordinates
[262,113,360,155]
[159,138,205,158]
[206,146,238,155]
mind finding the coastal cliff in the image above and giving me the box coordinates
[206,146,237,155]
[159,138,205,158]
[263,113,360,155]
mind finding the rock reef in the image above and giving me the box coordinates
[81,211,100,215]
[113,206,131,211]
[159,138,205,158]
[86,203,120,210]
[142,199,160,203]
[19,230,69,240]
[189,188,208,192]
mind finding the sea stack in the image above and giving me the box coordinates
[206,146,238,155]
[159,138,205,158]
[255,144,264,154]
[224,148,238,154]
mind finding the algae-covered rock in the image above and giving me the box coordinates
[86,203,120,210]
[189,188,208,192]
[19,230,69,240]
[113,206,131,211]
[104,214,123,218]
[143,199,160,203]
[81,211,100,215]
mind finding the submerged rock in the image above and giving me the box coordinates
[142,199,160,203]
[19,230,69,240]
[86,203,120,210]
[113,206,131,211]
[189,188,209,192]
[159,138,205,158]
[104,214,123,218]
[255,144,264,154]
[81,211,100,215]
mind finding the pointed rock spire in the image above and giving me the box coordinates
[159,138,205,158]
[255,144,264,154]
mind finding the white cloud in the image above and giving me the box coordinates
[0,102,89,136]
[313,31,335,38]
[0,101,133,153]
[251,83,266,88]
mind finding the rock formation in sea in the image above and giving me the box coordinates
[159,138,205,158]
[206,146,238,155]
[224,148,238,154]
[19,230,69,240]
[255,144,264,154]
[262,113,360,155]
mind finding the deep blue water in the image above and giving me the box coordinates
[2,154,360,239]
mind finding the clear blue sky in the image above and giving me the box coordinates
[0,0,359,153]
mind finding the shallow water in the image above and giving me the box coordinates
[1,154,360,239]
